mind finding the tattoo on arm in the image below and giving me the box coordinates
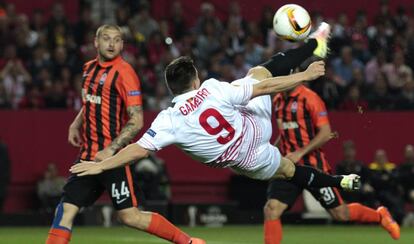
[109,105,143,152]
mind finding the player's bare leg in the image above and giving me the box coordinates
[272,157,361,191]
[117,207,205,244]
[46,202,79,244]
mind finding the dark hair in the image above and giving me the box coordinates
[165,56,197,95]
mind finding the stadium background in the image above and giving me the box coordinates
[0,0,414,242]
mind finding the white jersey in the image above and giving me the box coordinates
[138,77,281,179]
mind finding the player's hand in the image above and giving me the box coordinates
[304,61,325,80]
[68,126,83,147]
[286,150,305,163]
[94,147,115,162]
[70,160,103,176]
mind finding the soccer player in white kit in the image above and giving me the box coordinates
[71,23,360,197]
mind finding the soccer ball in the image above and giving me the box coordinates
[273,4,311,41]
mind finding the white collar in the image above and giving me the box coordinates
[171,89,198,103]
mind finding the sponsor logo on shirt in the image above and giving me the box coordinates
[82,89,101,104]
[146,128,157,137]
[282,121,299,130]
[128,90,141,96]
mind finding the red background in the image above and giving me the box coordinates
[0,110,413,212]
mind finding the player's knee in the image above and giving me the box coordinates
[330,206,349,222]
[117,209,146,230]
[280,158,296,179]
[264,200,286,220]
[53,202,79,227]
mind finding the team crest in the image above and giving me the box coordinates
[291,101,298,113]
[99,73,108,85]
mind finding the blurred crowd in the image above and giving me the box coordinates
[0,0,414,111]
[336,141,414,225]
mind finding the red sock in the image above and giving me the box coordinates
[264,219,282,244]
[348,203,380,223]
[146,213,191,244]
[46,228,71,244]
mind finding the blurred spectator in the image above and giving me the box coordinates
[395,80,414,110]
[169,1,186,41]
[392,6,409,34]
[195,2,222,36]
[259,7,274,47]
[226,1,246,33]
[196,20,221,66]
[44,81,67,109]
[28,46,51,83]
[244,36,264,67]
[134,153,170,201]
[331,13,351,54]
[30,9,46,33]
[0,140,10,212]
[331,46,364,87]
[18,85,45,109]
[130,4,159,42]
[47,2,69,49]
[366,72,395,110]
[365,50,386,85]
[226,17,245,54]
[0,82,11,108]
[147,31,168,67]
[351,33,371,64]
[336,140,376,207]
[0,59,32,108]
[73,4,95,46]
[232,52,251,79]
[369,149,405,223]
[311,64,341,109]
[37,163,65,213]
[338,84,368,111]
[382,50,413,92]
[397,145,414,203]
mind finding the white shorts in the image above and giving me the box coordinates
[230,76,281,180]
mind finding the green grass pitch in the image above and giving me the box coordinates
[1,225,413,243]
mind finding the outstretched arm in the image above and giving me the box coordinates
[70,143,149,176]
[94,105,144,161]
[251,61,325,98]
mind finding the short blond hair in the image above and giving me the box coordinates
[95,24,123,38]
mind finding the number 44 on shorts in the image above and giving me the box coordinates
[111,181,130,201]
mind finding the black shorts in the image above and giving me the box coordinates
[62,161,140,210]
[267,179,343,210]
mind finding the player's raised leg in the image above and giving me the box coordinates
[258,22,331,79]
[46,202,78,244]
[274,157,361,191]
[117,208,205,244]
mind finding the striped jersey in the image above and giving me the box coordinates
[137,78,256,168]
[274,85,330,171]
[80,56,142,160]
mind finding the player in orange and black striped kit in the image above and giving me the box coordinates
[46,24,204,244]
[263,64,400,244]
